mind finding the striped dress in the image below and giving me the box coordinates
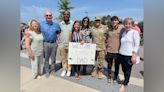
[72,31,81,42]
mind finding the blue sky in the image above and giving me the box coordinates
[21,0,143,23]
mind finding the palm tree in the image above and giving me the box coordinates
[57,0,74,22]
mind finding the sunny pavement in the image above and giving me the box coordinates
[20,46,144,92]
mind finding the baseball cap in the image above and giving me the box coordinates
[95,16,101,21]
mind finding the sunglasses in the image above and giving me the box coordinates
[64,14,70,15]
[84,19,88,22]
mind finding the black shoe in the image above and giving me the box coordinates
[33,75,38,79]
[113,76,122,84]
[45,72,50,78]
[107,78,112,83]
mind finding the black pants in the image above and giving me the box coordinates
[119,54,133,85]
[105,53,120,79]
[74,65,81,74]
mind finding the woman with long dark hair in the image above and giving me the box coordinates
[80,17,91,74]
[69,20,83,80]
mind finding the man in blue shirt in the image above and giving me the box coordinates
[40,11,60,78]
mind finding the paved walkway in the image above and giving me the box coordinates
[21,66,101,92]
[20,48,144,92]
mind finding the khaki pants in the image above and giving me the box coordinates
[59,44,71,71]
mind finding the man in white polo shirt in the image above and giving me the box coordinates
[58,11,74,77]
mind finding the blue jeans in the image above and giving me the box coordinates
[74,65,81,74]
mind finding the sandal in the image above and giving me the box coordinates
[119,84,126,92]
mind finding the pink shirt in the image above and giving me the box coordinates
[133,25,141,34]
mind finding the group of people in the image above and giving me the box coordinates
[23,10,140,92]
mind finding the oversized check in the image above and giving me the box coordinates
[68,42,96,65]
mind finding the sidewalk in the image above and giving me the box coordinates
[21,49,143,92]
[21,66,101,92]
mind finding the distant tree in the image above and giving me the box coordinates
[137,21,144,46]
[101,15,111,28]
[89,20,95,27]
[107,15,111,22]
[138,21,144,33]
[101,16,107,25]
[57,0,74,22]
[107,21,112,29]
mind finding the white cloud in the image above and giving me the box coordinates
[21,5,58,23]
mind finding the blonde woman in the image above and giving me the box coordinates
[25,19,44,79]
[118,18,140,92]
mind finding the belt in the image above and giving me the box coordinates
[44,40,55,43]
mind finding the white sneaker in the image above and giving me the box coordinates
[60,71,66,77]
[66,71,71,77]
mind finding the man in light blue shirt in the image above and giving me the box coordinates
[40,11,60,78]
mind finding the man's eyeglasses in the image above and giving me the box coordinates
[46,15,52,17]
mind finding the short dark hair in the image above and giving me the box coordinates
[111,16,119,21]
[63,10,70,15]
